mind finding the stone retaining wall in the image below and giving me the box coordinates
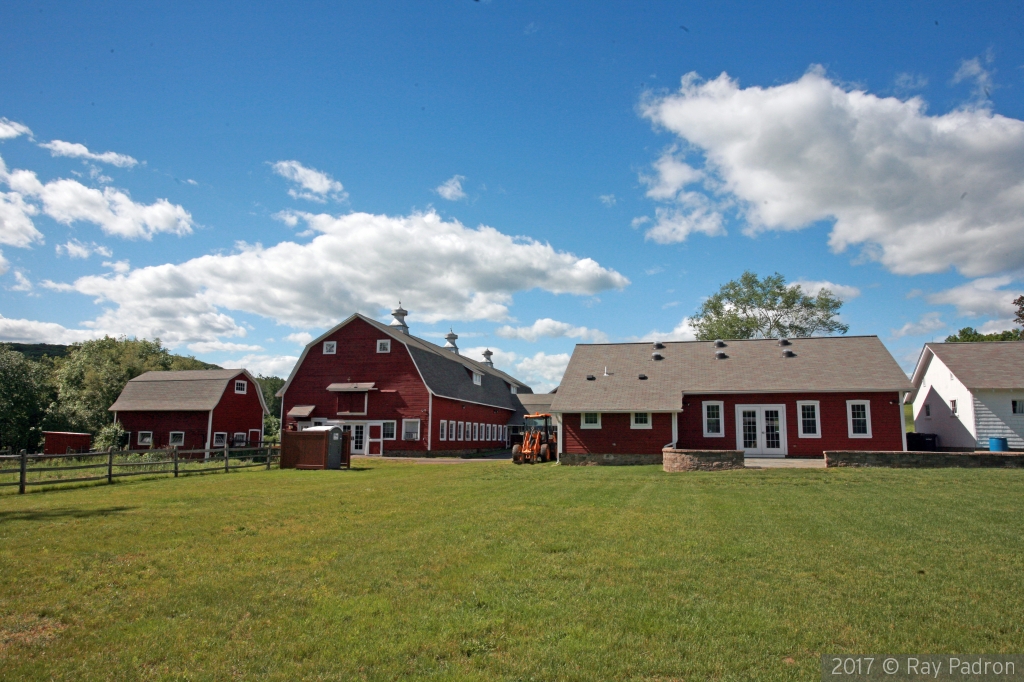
[825,451,1024,468]
[663,449,746,472]
[559,452,663,466]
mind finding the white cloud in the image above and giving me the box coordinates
[0,253,7,275]
[640,67,1024,277]
[272,160,347,203]
[39,140,138,168]
[644,205,725,243]
[285,331,314,346]
[927,276,1021,318]
[220,353,299,378]
[496,318,608,343]
[9,271,32,292]
[44,209,628,346]
[979,318,1018,334]
[641,150,704,201]
[0,190,43,247]
[435,175,467,201]
[186,179,198,186]
[952,54,994,101]
[102,260,130,274]
[892,312,945,339]
[187,341,264,354]
[599,194,616,207]
[461,345,519,372]
[0,118,32,140]
[630,317,697,342]
[791,279,861,300]
[0,315,99,344]
[56,239,112,259]
[515,351,571,392]
[894,72,928,92]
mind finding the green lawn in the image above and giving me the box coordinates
[1,462,1023,681]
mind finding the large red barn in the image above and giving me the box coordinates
[109,369,268,450]
[277,307,533,456]
[550,336,912,464]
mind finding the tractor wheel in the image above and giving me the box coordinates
[511,444,522,464]
[540,444,550,462]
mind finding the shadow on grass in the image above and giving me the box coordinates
[0,506,136,523]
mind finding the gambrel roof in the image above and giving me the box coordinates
[277,313,533,411]
[550,336,911,413]
[109,369,269,414]
[907,341,1024,402]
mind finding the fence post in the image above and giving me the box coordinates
[173,446,179,478]
[266,445,272,470]
[107,447,114,484]
[224,445,229,473]
[18,449,27,494]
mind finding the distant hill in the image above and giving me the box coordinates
[4,343,71,360]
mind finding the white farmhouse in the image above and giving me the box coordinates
[907,342,1024,449]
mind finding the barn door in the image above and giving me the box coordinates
[367,423,383,456]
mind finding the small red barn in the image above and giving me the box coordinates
[42,431,92,455]
[277,307,533,456]
[550,336,913,464]
[109,369,268,450]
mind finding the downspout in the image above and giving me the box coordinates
[206,409,214,453]
[899,391,908,452]
[427,392,433,452]
[668,411,679,449]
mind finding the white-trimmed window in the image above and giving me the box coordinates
[323,341,337,354]
[138,431,153,446]
[169,431,185,447]
[950,399,958,416]
[473,372,482,386]
[846,400,872,438]
[439,420,447,441]
[382,421,396,440]
[924,404,931,417]
[232,432,246,447]
[1013,400,1024,415]
[446,420,454,440]
[377,339,391,353]
[702,401,724,437]
[402,419,420,441]
[249,429,262,445]
[473,423,479,440]
[581,413,601,429]
[796,401,821,438]
[503,425,509,441]
[491,424,497,440]
[457,421,464,440]
[510,385,518,394]
[234,380,247,394]
[631,412,652,430]
[213,432,227,448]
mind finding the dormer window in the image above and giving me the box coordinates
[377,339,391,353]
[510,385,518,394]
[323,341,337,354]
[473,372,482,386]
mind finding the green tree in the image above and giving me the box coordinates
[0,345,50,451]
[945,327,1021,342]
[692,271,849,341]
[263,415,281,444]
[255,375,285,419]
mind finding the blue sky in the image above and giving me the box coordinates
[2,1,1023,390]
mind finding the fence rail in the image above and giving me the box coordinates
[0,445,280,494]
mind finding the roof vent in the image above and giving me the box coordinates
[782,349,796,358]
[586,374,596,381]
[638,373,648,380]
[389,302,409,335]
[714,339,726,348]
[652,342,665,350]
[778,338,791,346]
[651,352,663,361]
[715,350,728,360]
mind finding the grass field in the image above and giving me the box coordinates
[1,461,1023,680]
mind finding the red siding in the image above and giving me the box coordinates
[430,395,513,451]
[211,374,266,445]
[562,412,675,455]
[42,432,92,455]
[115,410,210,450]
[677,392,904,456]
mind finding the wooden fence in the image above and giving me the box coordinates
[0,445,280,494]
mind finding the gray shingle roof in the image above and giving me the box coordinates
[550,336,912,412]
[918,341,1024,390]
[109,369,268,413]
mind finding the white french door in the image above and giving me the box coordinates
[735,405,787,456]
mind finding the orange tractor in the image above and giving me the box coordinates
[511,413,557,464]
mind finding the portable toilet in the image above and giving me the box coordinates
[300,425,350,469]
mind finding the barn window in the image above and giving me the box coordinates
[473,372,482,386]
[582,413,601,429]
[234,380,247,394]
[169,432,185,447]
[323,341,337,354]
[249,429,261,445]
[382,421,396,440]
[439,420,447,441]
[510,385,518,394]
[631,412,652,429]
[377,339,391,353]
[846,401,872,438]
[138,431,153,446]
[213,432,227,448]
[457,421,464,440]
[448,420,456,440]
[473,423,479,440]
[1013,400,1024,415]
[796,401,820,438]
[950,399,958,416]
[232,432,246,447]
[486,424,492,440]
[924,404,931,417]
[403,419,420,440]
[702,401,724,437]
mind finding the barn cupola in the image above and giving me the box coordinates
[482,349,494,367]
[444,329,459,354]
[389,303,409,335]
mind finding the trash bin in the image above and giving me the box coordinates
[989,437,1009,452]
[906,432,938,451]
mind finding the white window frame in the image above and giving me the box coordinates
[457,421,464,440]
[381,421,396,440]
[950,399,958,416]
[510,385,518,394]
[234,380,247,394]
[473,423,479,441]
[631,412,652,430]
[213,432,227,448]
[1013,400,1024,415]
[581,413,601,429]
[248,429,262,445]
[846,400,872,439]
[138,431,153,446]
[473,372,482,386]
[376,339,391,353]
[491,424,496,440]
[232,432,246,447]
[168,431,185,447]
[402,419,421,441]
[796,400,821,439]
[702,401,725,438]
[447,420,455,440]
[323,341,337,355]
[924,404,931,417]
[439,419,447,441]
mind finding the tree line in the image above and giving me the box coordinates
[0,337,285,453]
